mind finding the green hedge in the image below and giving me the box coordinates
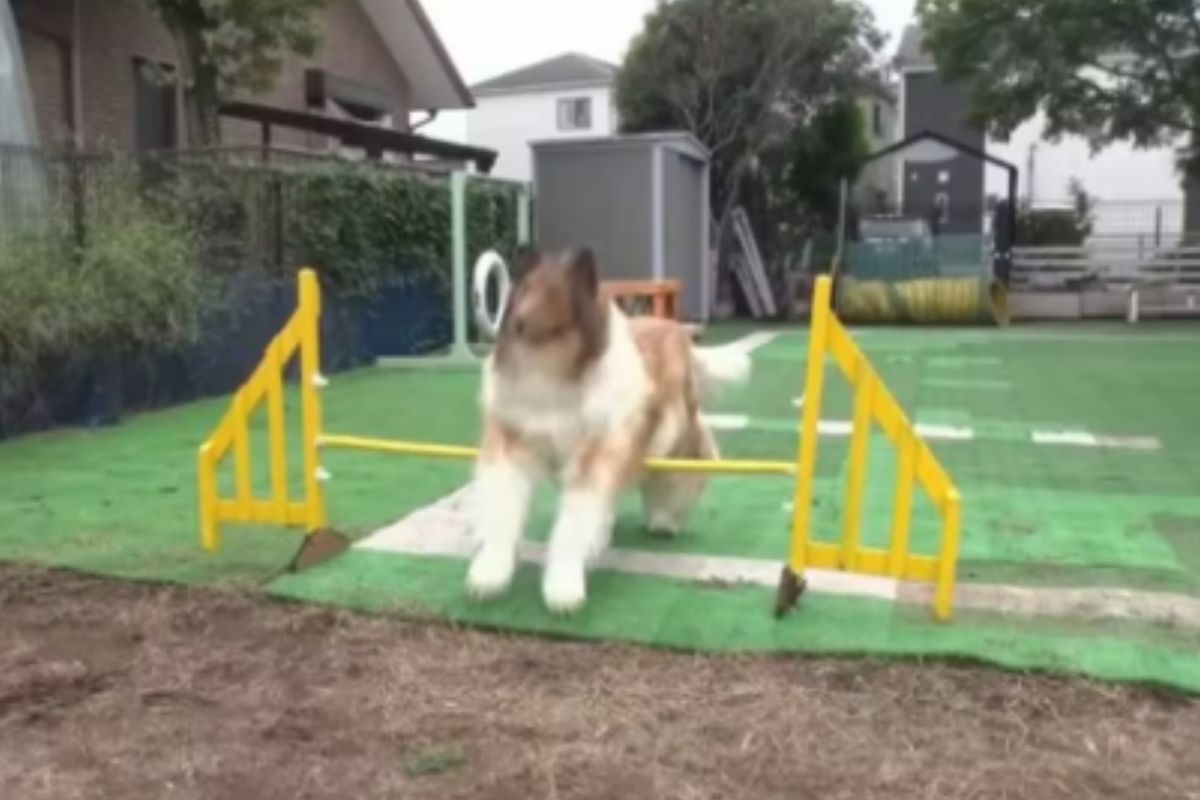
[0,150,528,430]
[164,159,525,298]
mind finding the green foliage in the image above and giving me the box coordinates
[403,745,467,777]
[143,0,326,143]
[158,160,524,298]
[283,165,521,298]
[617,0,880,234]
[0,158,210,424]
[0,150,525,429]
[916,0,1200,179]
[1016,178,1095,246]
[780,98,872,229]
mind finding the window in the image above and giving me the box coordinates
[133,58,178,151]
[556,96,592,131]
[934,192,951,225]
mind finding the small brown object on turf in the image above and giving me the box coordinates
[288,528,351,573]
[774,566,806,618]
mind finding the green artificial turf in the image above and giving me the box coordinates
[3,320,1200,691]
[270,549,1200,693]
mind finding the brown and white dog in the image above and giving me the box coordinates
[466,247,750,613]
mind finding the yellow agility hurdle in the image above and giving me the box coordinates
[197,268,961,620]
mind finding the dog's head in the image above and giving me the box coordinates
[495,246,609,376]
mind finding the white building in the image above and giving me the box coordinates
[466,52,619,182]
[893,24,1186,239]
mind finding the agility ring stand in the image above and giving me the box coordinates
[472,250,512,340]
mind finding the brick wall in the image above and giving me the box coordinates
[16,26,72,147]
[15,0,413,153]
[13,0,75,147]
[223,0,412,149]
[79,0,180,152]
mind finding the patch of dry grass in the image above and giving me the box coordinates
[1,565,1198,799]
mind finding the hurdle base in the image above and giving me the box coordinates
[773,566,807,618]
[287,528,351,573]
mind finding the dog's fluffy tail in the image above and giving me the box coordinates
[691,343,751,399]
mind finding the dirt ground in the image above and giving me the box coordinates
[2,565,1199,800]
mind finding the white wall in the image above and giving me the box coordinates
[985,112,1184,203]
[857,94,898,209]
[466,85,616,181]
[985,112,1186,238]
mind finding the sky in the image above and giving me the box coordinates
[415,0,916,143]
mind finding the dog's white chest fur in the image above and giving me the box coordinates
[481,306,649,473]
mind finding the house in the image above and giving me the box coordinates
[10,0,479,163]
[853,80,899,213]
[893,25,988,234]
[893,24,1186,238]
[466,52,619,181]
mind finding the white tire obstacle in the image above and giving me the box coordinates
[472,249,512,340]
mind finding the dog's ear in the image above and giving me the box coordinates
[512,246,541,280]
[565,247,599,297]
[565,247,607,368]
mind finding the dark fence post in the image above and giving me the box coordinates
[68,146,86,250]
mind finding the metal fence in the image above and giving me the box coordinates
[0,144,523,284]
[0,145,525,437]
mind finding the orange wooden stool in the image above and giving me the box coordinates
[602,279,681,319]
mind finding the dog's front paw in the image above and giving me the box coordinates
[646,510,684,538]
[542,560,587,614]
[466,546,516,600]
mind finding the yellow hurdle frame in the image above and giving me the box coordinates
[197,268,961,620]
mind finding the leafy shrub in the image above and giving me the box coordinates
[287,164,523,297]
[0,149,527,432]
[156,157,525,298]
[0,158,210,428]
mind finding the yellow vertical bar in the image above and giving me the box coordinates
[197,443,219,552]
[840,366,873,569]
[933,487,962,621]
[298,268,327,531]
[788,275,833,573]
[888,432,916,575]
[232,391,252,515]
[266,338,288,520]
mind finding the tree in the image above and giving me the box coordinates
[780,98,871,230]
[1016,178,1095,245]
[144,0,326,146]
[916,0,1200,180]
[738,97,871,272]
[616,0,880,251]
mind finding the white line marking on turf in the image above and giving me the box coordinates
[701,413,750,430]
[914,423,976,441]
[358,485,1200,630]
[817,419,854,436]
[704,415,976,441]
[726,331,780,352]
[356,484,897,601]
[897,582,1200,630]
[1031,430,1161,451]
[706,414,1161,451]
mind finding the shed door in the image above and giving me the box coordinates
[662,149,706,321]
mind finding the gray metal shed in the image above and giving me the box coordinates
[531,132,711,321]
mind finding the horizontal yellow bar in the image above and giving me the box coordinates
[215,499,310,526]
[317,434,796,477]
[807,542,938,583]
[320,435,476,459]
